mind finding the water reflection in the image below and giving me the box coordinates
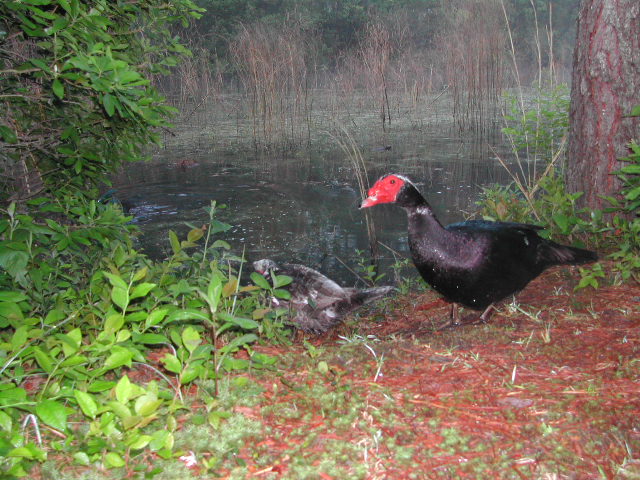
[112,125,512,285]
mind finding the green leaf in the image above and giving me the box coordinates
[73,452,90,466]
[36,399,67,431]
[103,272,128,290]
[102,93,115,116]
[205,274,223,309]
[60,354,87,368]
[0,302,24,327]
[250,272,270,290]
[575,276,598,290]
[134,394,162,416]
[166,308,209,323]
[0,410,12,432]
[625,185,640,201]
[187,228,204,243]
[222,357,249,371]
[181,326,200,353]
[32,346,53,373]
[30,58,50,71]
[129,434,152,450]
[149,430,172,451]
[0,249,29,281]
[552,213,571,234]
[104,313,124,335]
[88,380,116,393]
[0,291,27,302]
[133,333,168,345]
[44,308,65,325]
[73,390,98,419]
[59,327,81,356]
[7,444,46,461]
[115,329,131,343]
[104,452,125,468]
[218,312,259,330]
[107,400,132,418]
[169,230,180,255]
[273,274,292,288]
[160,354,182,374]
[0,387,27,405]
[115,375,133,404]
[130,282,156,300]
[180,366,200,384]
[274,288,291,300]
[219,333,258,355]
[0,125,18,144]
[111,286,129,311]
[52,78,64,99]
[145,308,169,328]
[57,0,72,13]
[11,325,28,350]
[102,345,134,372]
[620,164,640,174]
[210,219,232,234]
[132,266,148,283]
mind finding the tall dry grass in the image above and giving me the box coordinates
[156,2,571,155]
[359,22,393,129]
[230,20,315,148]
[436,0,506,131]
[497,0,569,209]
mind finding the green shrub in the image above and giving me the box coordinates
[479,96,640,285]
[0,0,203,200]
[0,200,286,475]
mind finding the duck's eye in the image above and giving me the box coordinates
[390,179,395,184]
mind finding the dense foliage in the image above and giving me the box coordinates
[0,197,296,475]
[0,0,202,200]
[478,93,640,285]
[0,1,295,476]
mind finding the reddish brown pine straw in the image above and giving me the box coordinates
[34,263,638,479]
[223,264,639,479]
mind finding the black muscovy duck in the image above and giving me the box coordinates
[253,259,394,334]
[360,174,598,325]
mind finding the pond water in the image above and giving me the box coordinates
[112,95,515,285]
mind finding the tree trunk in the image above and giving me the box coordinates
[567,0,640,212]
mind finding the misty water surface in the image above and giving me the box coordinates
[113,97,515,285]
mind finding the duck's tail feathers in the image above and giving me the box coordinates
[351,286,395,305]
[545,242,598,266]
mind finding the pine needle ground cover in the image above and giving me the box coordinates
[35,262,638,479]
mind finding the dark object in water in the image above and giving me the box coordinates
[253,259,394,334]
[360,174,598,325]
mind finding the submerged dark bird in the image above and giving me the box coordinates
[253,259,394,334]
[360,174,598,325]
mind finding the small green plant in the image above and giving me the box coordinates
[390,257,425,294]
[249,266,293,341]
[604,107,640,282]
[354,249,386,286]
[483,99,640,287]
[502,85,570,167]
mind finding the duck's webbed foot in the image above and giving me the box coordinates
[438,303,462,330]
[461,303,495,325]
[439,303,494,330]
[478,303,494,323]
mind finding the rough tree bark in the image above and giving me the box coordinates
[567,0,640,212]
